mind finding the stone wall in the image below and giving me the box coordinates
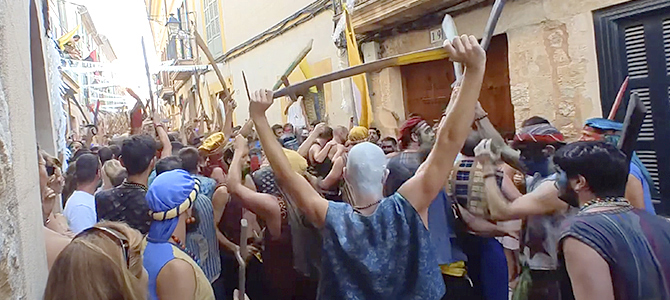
[0,0,50,298]
[370,0,630,139]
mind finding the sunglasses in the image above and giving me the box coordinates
[74,226,130,268]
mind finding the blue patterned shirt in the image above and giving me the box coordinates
[319,192,446,300]
[185,193,221,283]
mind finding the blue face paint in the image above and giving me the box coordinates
[556,169,579,207]
[520,157,551,177]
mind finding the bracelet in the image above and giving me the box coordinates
[483,173,497,180]
[475,114,489,122]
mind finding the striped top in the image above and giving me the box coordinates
[185,193,221,283]
[560,207,670,300]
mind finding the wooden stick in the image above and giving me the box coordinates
[273,46,448,98]
[194,30,231,99]
[608,76,629,120]
[273,39,313,90]
[141,37,155,112]
[237,218,248,297]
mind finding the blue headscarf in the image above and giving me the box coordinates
[586,118,658,198]
[585,118,623,131]
[145,169,195,242]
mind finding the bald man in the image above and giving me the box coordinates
[248,35,487,299]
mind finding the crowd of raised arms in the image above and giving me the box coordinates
[39,36,670,300]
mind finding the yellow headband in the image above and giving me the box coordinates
[149,178,201,221]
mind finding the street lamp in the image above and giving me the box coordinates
[166,14,180,36]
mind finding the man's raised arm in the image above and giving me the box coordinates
[249,90,329,228]
[398,35,487,223]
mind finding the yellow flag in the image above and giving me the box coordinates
[58,25,81,50]
[343,5,373,128]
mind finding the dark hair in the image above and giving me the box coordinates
[178,147,199,174]
[272,124,283,132]
[370,127,381,136]
[380,136,398,145]
[73,34,80,39]
[120,135,157,175]
[521,116,550,127]
[73,154,100,185]
[553,141,629,198]
[97,147,113,165]
[171,141,184,155]
[108,144,121,159]
[156,156,183,176]
[318,126,333,140]
[71,149,92,163]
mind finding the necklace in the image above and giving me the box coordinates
[123,181,148,191]
[170,235,200,264]
[354,199,384,211]
[580,197,631,213]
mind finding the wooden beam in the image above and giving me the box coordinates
[194,30,231,98]
[273,46,448,98]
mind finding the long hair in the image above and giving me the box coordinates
[44,221,147,300]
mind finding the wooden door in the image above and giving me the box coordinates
[400,34,515,137]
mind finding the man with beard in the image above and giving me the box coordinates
[474,121,575,300]
[579,118,656,214]
[383,116,435,196]
[553,141,670,300]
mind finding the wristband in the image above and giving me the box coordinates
[475,114,489,122]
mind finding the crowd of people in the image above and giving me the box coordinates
[38,36,670,300]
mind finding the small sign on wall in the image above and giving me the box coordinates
[430,28,443,44]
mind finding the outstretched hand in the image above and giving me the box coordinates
[234,135,249,157]
[443,35,486,70]
[249,89,274,118]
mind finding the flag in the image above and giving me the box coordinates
[58,25,81,50]
[343,4,373,128]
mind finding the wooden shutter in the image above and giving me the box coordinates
[595,1,670,213]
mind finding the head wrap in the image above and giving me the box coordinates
[584,118,623,132]
[199,132,228,155]
[145,169,199,242]
[348,126,369,142]
[253,149,308,196]
[399,116,425,148]
[513,123,565,145]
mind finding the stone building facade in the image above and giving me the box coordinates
[356,0,670,213]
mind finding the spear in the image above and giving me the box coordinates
[141,37,155,112]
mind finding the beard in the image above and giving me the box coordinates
[556,171,579,207]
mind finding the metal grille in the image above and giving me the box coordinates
[630,87,655,141]
[625,24,648,78]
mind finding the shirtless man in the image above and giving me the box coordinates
[249,34,487,299]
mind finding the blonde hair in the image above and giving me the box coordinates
[103,159,128,187]
[44,221,147,300]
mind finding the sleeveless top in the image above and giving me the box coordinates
[143,242,215,300]
[185,193,221,283]
[319,193,445,300]
[560,207,670,300]
[218,195,243,245]
[521,173,576,271]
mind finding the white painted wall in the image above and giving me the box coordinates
[221,10,353,127]
[0,0,50,298]
[221,0,317,49]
